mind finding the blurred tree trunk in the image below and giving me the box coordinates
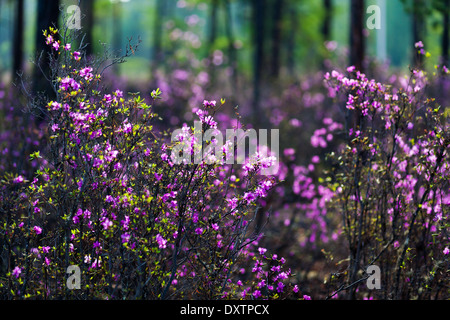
[152,0,165,69]
[348,1,365,300]
[224,0,238,98]
[441,0,449,67]
[252,0,266,126]
[208,0,219,88]
[412,0,426,66]
[112,2,122,74]
[322,0,332,41]
[349,0,365,72]
[33,0,60,100]
[270,0,284,78]
[286,1,297,76]
[80,0,94,56]
[12,0,24,78]
[321,0,332,70]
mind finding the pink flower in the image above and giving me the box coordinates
[73,51,81,61]
[443,247,449,255]
[12,266,22,278]
[253,290,261,299]
[303,294,311,300]
[13,175,24,183]
[156,234,167,249]
[79,67,94,81]
[45,35,53,45]
[415,41,424,49]
[64,43,71,51]
[121,232,131,243]
[33,226,42,235]
[52,41,60,51]
[51,123,60,132]
[203,100,216,108]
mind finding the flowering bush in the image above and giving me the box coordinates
[321,62,449,299]
[0,27,306,300]
[0,24,448,301]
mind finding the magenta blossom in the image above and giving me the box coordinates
[33,226,42,235]
[12,266,22,278]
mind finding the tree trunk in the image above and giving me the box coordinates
[252,0,265,126]
[286,2,297,76]
[80,0,94,56]
[208,0,219,89]
[349,0,365,72]
[224,0,238,98]
[441,0,449,67]
[322,0,332,42]
[13,0,24,78]
[270,0,284,78]
[412,0,426,66]
[33,0,60,99]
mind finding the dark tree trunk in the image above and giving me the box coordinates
[412,0,426,66]
[349,0,365,72]
[441,0,449,67]
[224,0,238,97]
[13,0,24,78]
[270,0,284,78]
[80,0,94,56]
[252,0,265,126]
[286,2,297,76]
[322,0,332,42]
[208,0,219,89]
[33,0,60,99]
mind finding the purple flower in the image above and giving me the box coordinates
[258,247,267,255]
[303,295,311,300]
[276,282,285,293]
[73,51,81,61]
[33,226,42,235]
[252,290,261,299]
[156,234,167,249]
[52,41,60,51]
[45,35,53,45]
[12,266,22,278]
[121,232,131,243]
[444,247,449,255]
[64,43,71,51]
[51,123,60,132]
[79,67,94,81]
[203,100,216,108]
[13,175,24,183]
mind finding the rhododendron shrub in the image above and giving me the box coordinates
[0,28,304,300]
[321,62,449,299]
